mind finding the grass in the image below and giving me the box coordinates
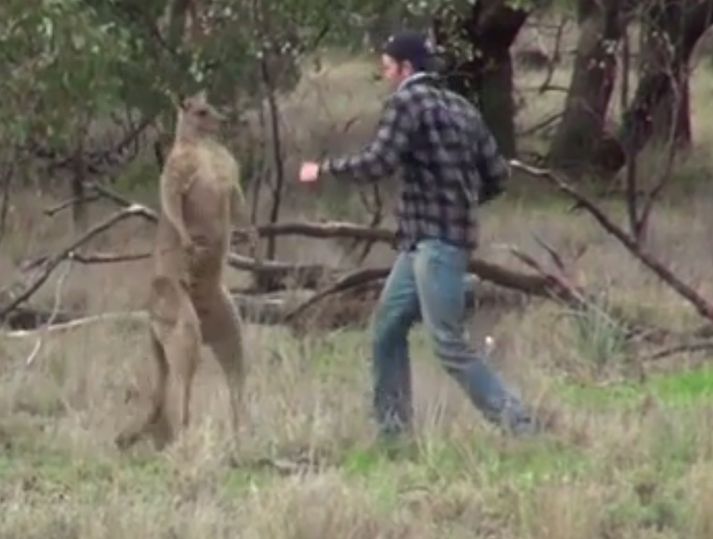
[2,312,713,537]
[3,39,713,538]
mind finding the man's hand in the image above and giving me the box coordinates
[299,162,320,183]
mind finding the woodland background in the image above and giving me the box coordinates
[2,1,713,537]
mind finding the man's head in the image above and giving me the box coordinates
[381,30,434,90]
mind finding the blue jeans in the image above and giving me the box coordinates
[371,238,536,436]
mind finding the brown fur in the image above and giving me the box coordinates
[117,91,251,450]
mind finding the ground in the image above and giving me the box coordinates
[2,35,713,537]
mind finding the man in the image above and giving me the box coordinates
[299,30,539,438]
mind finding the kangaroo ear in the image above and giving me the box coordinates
[193,89,208,103]
[165,88,184,110]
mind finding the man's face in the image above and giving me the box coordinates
[381,54,413,90]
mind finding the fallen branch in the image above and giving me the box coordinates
[85,187,587,301]
[2,292,305,336]
[517,112,563,137]
[26,260,73,366]
[644,340,713,361]
[3,311,148,338]
[351,183,384,262]
[508,247,585,309]
[0,204,155,322]
[89,181,153,214]
[236,221,395,245]
[227,252,328,286]
[70,251,152,264]
[510,159,713,323]
[82,185,328,285]
[233,221,585,304]
[284,267,388,322]
[538,14,568,94]
[44,193,101,217]
[0,160,13,244]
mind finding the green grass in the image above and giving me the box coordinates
[559,365,713,410]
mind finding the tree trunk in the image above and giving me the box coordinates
[621,1,713,155]
[433,1,528,157]
[548,0,624,174]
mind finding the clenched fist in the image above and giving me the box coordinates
[299,162,320,183]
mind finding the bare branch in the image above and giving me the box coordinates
[538,14,569,94]
[644,340,713,361]
[511,158,713,322]
[227,252,329,286]
[0,205,155,322]
[636,73,683,241]
[4,311,148,338]
[240,219,589,304]
[531,233,567,274]
[0,160,13,245]
[348,183,384,263]
[517,112,563,137]
[70,251,151,264]
[284,267,388,322]
[26,260,73,366]
[90,182,149,212]
[238,221,395,244]
[44,193,101,217]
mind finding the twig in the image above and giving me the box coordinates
[25,260,73,366]
[227,252,328,285]
[517,112,563,137]
[636,72,682,242]
[511,159,713,322]
[250,100,269,226]
[531,233,566,274]
[644,340,713,361]
[353,184,384,263]
[0,160,14,245]
[0,205,155,321]
[4,311,148,339]
[90,182,150,213]
[624,145,639,238]
[44,193,101,217]
[538,15,568,94]
[235,221,395,244]
[70,251,151,264]
[284,267,389,321]
[529,84,568,93]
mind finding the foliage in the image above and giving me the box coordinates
[0,0,391,160]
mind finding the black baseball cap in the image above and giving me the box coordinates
[382,30,435,71]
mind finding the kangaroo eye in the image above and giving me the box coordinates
[197,109,208,117]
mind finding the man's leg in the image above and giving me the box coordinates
[413,239,537,435]
[371,251,420,437]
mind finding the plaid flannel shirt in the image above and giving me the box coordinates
[321,73,509,251]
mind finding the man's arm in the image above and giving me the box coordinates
[320,95,413,181]
[473,122,509,204]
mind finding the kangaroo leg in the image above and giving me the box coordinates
[198,287,245,437]
[115,329,169,450]
[117,277,200,451]
[161,316,201,443]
